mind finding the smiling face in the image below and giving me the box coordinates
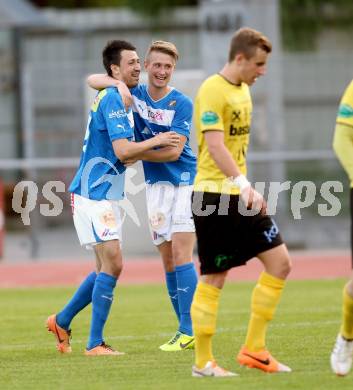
[236,47,269,86]
[111,49,141,88]
[144,50,176,91]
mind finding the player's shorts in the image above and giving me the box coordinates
[192,191,284,275]
[71,193,122,249]
[146,183,195,246]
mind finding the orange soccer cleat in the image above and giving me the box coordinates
[85,342,125,356]
[237,346,291,373]
[46,314,72,354]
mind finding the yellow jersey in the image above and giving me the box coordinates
[193,74,252,195]
[334,79,353,187]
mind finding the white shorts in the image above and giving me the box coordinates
[146,183,195,246]
[71,193,122,249]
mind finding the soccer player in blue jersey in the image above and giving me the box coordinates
[46,40,179,356]
[87,40,198,351]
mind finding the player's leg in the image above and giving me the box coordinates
[237,243,292,373]
[173,232,197,338]
[331,189,353,375]
[157,240,181,321]
[331,273,353,375]
[159,232,197,351]
[172,185,198,337]
[191,191,236,376]
[47,193,96,353]
[54,246,101,331]
[191,272,236,376]
[85,239,124,356]
[84,199,124,356]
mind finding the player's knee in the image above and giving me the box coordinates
[102,244,123,277]
[273,256,292,279]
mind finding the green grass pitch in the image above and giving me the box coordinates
[0,279,352,389]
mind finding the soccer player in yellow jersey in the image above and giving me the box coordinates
[331,79,353,376]
[190,27,292,377]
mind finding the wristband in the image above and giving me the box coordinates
[233,174,250,191]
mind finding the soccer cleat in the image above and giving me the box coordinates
[331,334,353,376]
[85,342,125,356]
[192,361,238,377]
[46,314,72,354]
[237,346,291,373]
[159,331,195,351]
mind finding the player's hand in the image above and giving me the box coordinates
[116,82,133,110]
[240,186,267,215]
[156,131,180,147]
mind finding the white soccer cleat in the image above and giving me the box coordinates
[192,361,238,377]
[331,334,353,376]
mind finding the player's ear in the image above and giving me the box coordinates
[111,64,120,78]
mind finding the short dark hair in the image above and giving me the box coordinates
[102,40,136,76]
[228,27,272,62]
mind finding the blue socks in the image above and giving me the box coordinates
[165,271,180,321]
[87,272,117,350]
[56,271,97,330]
[175,262,198,336]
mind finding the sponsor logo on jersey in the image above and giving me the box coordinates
[338,103,353,118]
[201,111,219,125]
[109,109,126,119]
[229,124,250,136]
[148,109,164,121]
[168,100,177,107]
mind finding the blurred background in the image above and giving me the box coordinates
[0,0,352,261]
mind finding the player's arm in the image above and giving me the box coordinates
[87,73,132,109]
[129,135,187,162]
[333,123,353,185]
[204,130,266,214]
[113,132,180,162]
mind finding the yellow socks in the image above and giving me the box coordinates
[245,272,285,352]
[191,281,221,369]
[340,285,353,340]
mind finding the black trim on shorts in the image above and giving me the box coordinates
[192,191,284,275]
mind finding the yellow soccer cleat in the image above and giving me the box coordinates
[46,314,72,354]
[237,346,291,373]
[159,331,195,351]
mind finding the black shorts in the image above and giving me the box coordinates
[192,191,284,275]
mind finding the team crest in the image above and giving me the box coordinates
[149,212,166,230]
[99,210,118,228]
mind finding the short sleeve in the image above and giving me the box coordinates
[337,80,353,127]
[101,91,133,142]
[198,82,225,132]
[170,96,193,138]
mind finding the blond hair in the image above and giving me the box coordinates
[228,27,272,62]
[145,40,179,62]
